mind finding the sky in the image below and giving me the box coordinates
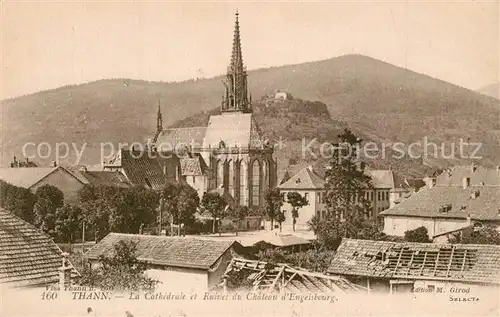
[1,1,499,99]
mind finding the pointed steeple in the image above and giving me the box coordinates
[152,100,163,144]
[221,11,251,113]
[230,11,244,75]
[156,100,163,132]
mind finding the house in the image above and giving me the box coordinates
[0,207,78,288]
[0,165,86,201]
[273,90,293,102]
[84,233,242,291]
[218,257,365,293]
[380,165,500,239]
[277,165,417,230]
[327,238,500,293]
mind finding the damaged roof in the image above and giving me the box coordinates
[328,238,500,284]
[222,258,365,293]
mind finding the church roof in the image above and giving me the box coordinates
[203,113,264,150]
[156,127,207,151]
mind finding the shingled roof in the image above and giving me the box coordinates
[222,258,365,293]
[155,127,207,151]
[70,170,131,188]
[380,185,500,221]
[278,166,325,189]
[104,149,180,190]
[84,233,237,270]
[0,207,78,287]
[328,239,500,284]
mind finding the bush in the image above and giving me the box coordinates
[404,226,431,243]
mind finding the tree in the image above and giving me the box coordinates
[80,240,158,291]
[286,191,309,231]
[161,182,199,236]
[34,185,64,236]
[275,211,285,232]
[404,226,431,243]
[264,188,284,230]
[230,205,250,236]
[0,180,36,223]
[450,225,500,245]
[324,129,373,224]
[308,213,387,250]
[312,129,377,249]
[200,192,227,234]
[55,204,81,248]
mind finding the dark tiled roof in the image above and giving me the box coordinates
[84,233,236,270]
[380,186,500,221]
[107,150,180,190]
[328,239,500,284]
[0,207,78,287]
[77,171,131,188]
[156,127,207,150]
[222,258,365,293]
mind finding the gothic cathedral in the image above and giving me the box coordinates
[153,12,277,209]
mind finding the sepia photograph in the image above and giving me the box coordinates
[0,1,499,316]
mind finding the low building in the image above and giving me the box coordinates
[277,165,418,230]
[380,165,500,239]
[219,257,365,293]
[327,238,500,293]
[84,233,241,291]
[0,165,85,201]
[0,207,78,288]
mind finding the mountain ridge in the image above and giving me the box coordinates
[1,54,498,174]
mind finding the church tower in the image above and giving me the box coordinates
[221,12,252,113]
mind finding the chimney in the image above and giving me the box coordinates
[59,252,72,289]
[52,161,57,167]
[25,157,29,164]
[497,166,500,172]
[462,177,470,189]
[471,164,477,173]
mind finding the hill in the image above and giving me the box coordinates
[1,54,499,175]
[477,82,500,100]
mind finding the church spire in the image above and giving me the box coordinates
[156,100,163,132]
[221,11,251,113]
[153,100,163,144]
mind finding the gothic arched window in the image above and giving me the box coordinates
[240,160,247,206]
[228,160,234,196]
[216,160,224,188]
[252,160,261,206]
